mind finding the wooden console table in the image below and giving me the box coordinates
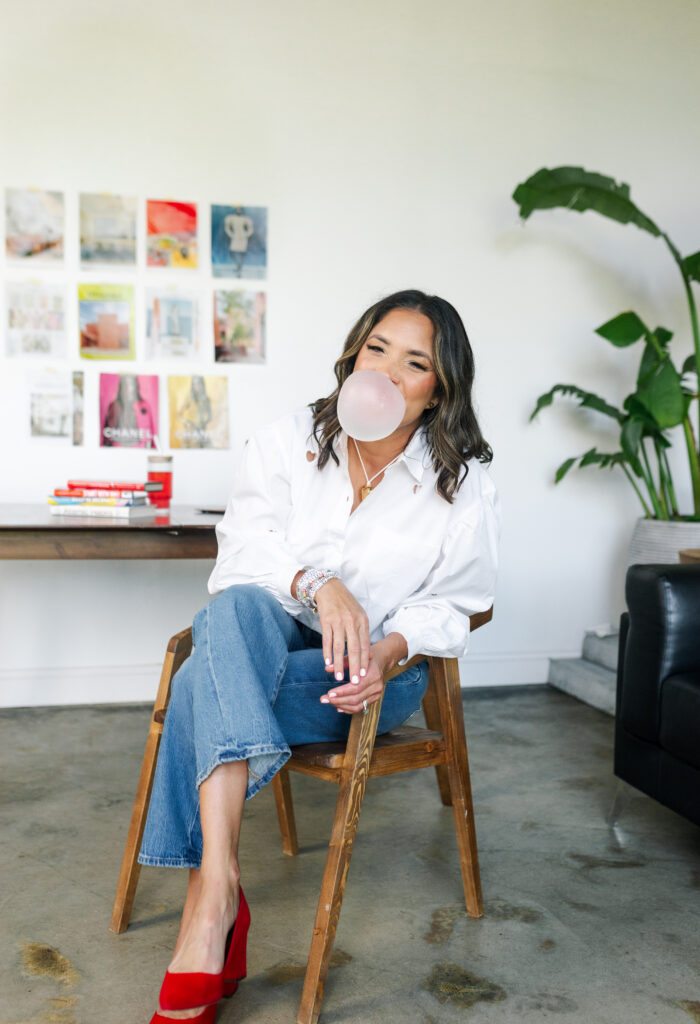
[0,504,221,560]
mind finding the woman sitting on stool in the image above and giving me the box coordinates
[140,288,500,1023]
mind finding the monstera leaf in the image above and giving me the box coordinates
[513,167,662,237]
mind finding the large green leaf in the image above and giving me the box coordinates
[512,167,662,236]
[682,250,700,283]
[530,384,625,423]
[623,396,671,445]
[682,353,697,374]
[595,311,648,347]
[635,359,687,428]
[620,418,644,475]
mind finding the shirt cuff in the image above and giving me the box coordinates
[382,605,469,664]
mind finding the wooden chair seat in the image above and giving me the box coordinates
[111,607,492,1024]
[287,724,445,777]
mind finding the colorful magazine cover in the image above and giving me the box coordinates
[5,188,64,262]
[80,193,137,265]
[146,290,200,359]
[147,200,198,268]
[213,289,266,363]
[78,283,135,359]
[168,375,229,449]
[99,372,159,448]
[5,281,66,357]
[28,368,83,445]
[211,205,267,279]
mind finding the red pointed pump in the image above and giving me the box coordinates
[223,887,251,998]
[158,966,223,1012]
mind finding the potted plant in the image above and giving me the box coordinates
[513,166,700,562]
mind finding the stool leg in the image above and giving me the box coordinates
[432,658,483,918]
[273,768,299,856]
[297,698,383,1024]
[110,723,162,933]
[421,675,452,806]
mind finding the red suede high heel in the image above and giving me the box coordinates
[222,887,251,998]
[150,1005,217,1024]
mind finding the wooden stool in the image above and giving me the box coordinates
[111,608,492,1024]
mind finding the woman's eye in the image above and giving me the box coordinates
[410,361,428,371]
[367,344,383,353]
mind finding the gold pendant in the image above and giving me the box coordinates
[360,485,372,502]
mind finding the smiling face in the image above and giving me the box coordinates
[353,308,438,434]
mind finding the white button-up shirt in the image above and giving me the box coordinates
[208,407,500,662]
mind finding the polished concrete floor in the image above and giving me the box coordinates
[1,686,698,1024]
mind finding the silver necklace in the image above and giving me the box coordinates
[352,437,401,502]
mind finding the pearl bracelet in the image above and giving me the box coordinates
[296,566,340,611]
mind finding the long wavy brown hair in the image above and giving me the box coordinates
[310,289,492,503]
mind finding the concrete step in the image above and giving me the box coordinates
[582,630,619,672]
[548,657,616,716]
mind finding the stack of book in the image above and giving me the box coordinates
[47,479,163,518]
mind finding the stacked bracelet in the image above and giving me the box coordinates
[296,566,340,611]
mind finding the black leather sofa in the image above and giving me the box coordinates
[615,562,700,826]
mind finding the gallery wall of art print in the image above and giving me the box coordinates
[6,281,66,357]
[78,283,135,359]
[211,205,267,279]
[99,372,159,449]
[168,374,229,449]
[147,200,198,269]
[5,188,64,261]
[80,193,137,265]
[146,290,200,359]
[213,289,266,363]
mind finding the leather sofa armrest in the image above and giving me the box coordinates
[619,563,700,743]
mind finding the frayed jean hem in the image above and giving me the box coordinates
[196,743,292,801]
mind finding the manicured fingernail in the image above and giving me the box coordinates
[351,675,359,683]
[320,697,329,704]
[325,658,331,665]
[335,672,343,681]
[337,708,345,713]
[329,691,337,698]
[360,668,366,677]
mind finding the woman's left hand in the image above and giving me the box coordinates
[320,633,407,714]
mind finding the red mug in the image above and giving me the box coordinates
[147,455,173,508]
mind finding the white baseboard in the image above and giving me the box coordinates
[0,651,573,708]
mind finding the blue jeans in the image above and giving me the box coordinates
[139,584,429,868]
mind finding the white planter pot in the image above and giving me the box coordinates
[628,517,700,566]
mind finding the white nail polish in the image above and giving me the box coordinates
[336,672,343,681]
[325,658,331,665]
[320,697,329,704]
[329,692,337,698]
[360,668,366,677]
[351,676,359,684]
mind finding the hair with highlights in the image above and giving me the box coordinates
[310,289,492,502]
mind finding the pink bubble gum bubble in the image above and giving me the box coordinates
[337,370,406,442]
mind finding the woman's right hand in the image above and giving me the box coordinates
[314,578,370,685]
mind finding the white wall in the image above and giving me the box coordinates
[1,0,699,705]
